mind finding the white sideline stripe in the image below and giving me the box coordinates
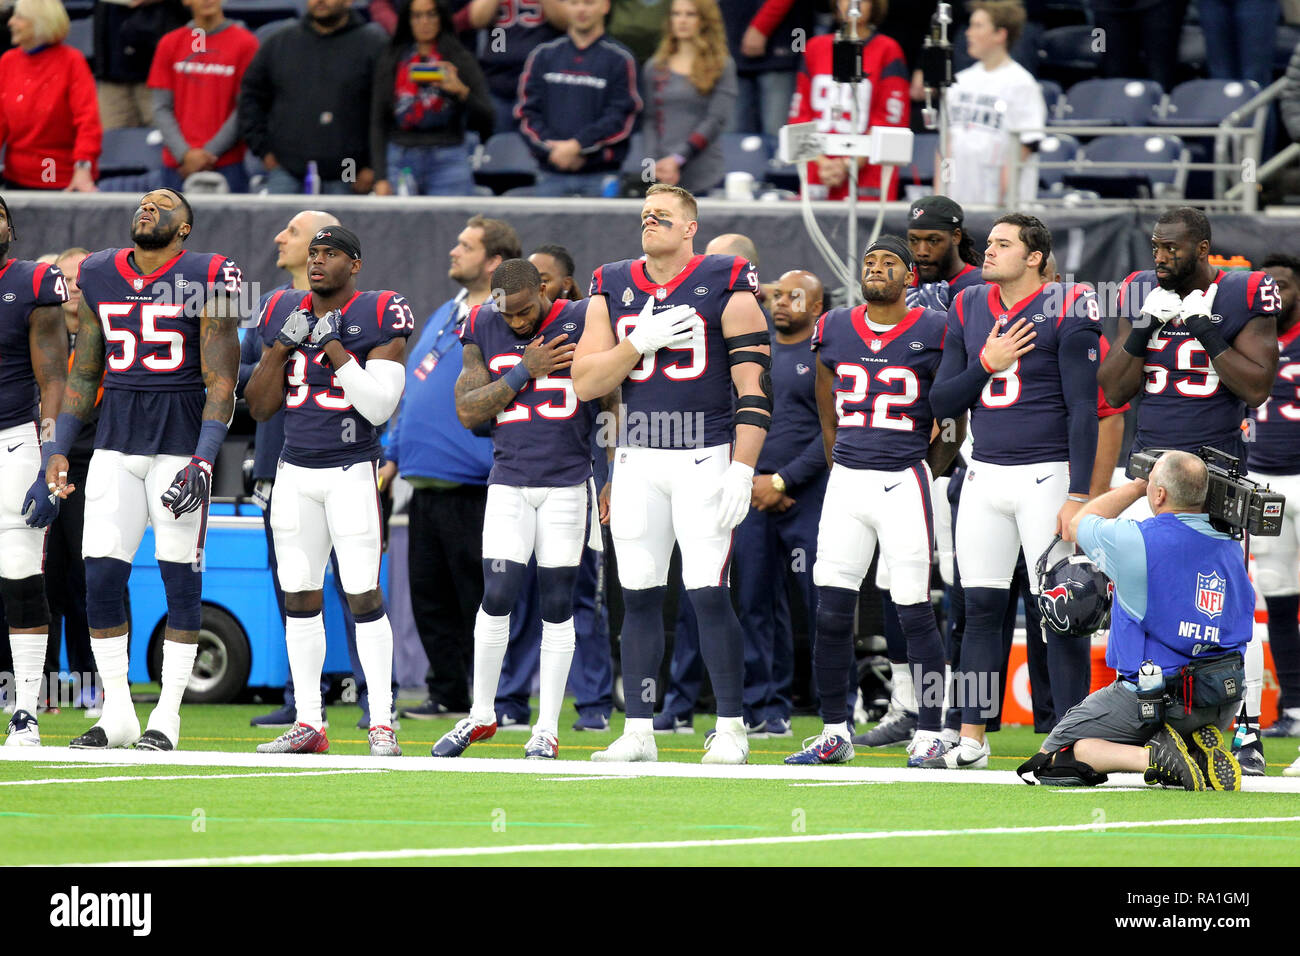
[1,748,1298,792]
[58,815,1300,867]
[788,781,882,787]
[0,769,387,787]
[541,775,640,782]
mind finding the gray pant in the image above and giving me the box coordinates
[1043,679,1239,751]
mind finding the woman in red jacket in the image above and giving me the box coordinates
[0,0,101,191]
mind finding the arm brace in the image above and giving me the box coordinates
[335,358,406,426]
[735,395,772,430]
[1060,329,1100,496]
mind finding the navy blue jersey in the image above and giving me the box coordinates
[1117,269,1282,465]
[259,288,415,468]
[0,258,68,430]
[906,262,982,312]
[476,0,562,101]
[590,253,759,449]
[812,305,946,471]
[1249,320,1300,474]
[77,248,242,455]
[756,334,823,484]
[460,296,596,487]
[949,281,1102,466]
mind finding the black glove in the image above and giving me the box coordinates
[161,456,213,517]
[21,474,59,528]
[310,309,342,349]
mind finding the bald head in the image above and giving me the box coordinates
[770,269,824,337]
[1149,450,1208,512]
[276,209,341,272]
[706,233,760,268]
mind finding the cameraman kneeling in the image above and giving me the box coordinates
[1020,451,1252,790]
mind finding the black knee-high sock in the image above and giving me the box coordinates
[815,586,858,725]
[959,587,1007,728]
[881,589,906,664]
[621,586,667,719]
[1266,594,1300,713]
[896,601,945,732]
[687,586,744,718]
[1045,631,1091,723]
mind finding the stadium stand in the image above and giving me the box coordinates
[1052,78,1165,127]
[1157,78,1263,126]
[95,126,163,192]
[1063,134,1189,199]
[473,131,539,194]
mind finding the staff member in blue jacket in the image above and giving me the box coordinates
[1023,451,1253,791]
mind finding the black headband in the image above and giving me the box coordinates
[864,235,914,271]
[908,196,964,233]
[311,226,361,260]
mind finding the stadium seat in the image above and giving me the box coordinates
[1039,80,1064,120]
[1036,25,1104,82]
[473,132,539,193]
[67,17,93,62]
[1053,78,1163,127]
[720,132,774,184]
[902,130,939,187]
[1035,132,1080,189]
[1157,79,1260,126]
[1276,25,1300,75]
[1062,134,1188,198]
[97,127,163,180]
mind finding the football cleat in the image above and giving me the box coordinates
[257,722,329,754]
[906,731,950,768]
[496,713,530,732]
[919,735,989,769]
[69,710,141,750]
[431,717,497,757]
[4,709,39,747]
[852,709,917,748]
[1232,723,1266,777]
[652,712,693,734]
[368,725,401,757]
[764,717,793,738]
[783,731,853,765]
[1144,724,1206,790]
[1262,711,1300,738]
[744,719,768,739]
[525,729,558,759]
[250,704,298,728]
[1187,723,1241,791]
[1284,747,1300,777]
[400,699,468,720]
[702,727,749,765]
[134,729,175,752]
[591,731,657,762]
[571,712,610,732]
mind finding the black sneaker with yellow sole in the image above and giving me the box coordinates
[1144,723,1206,790]
[1188,723,1242,791]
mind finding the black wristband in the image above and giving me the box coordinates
[1183,314,1230,360]
[1122,322,1156,358]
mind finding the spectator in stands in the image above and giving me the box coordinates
[607,0,669,63]
[517,0,641,197]
[148,0,258,193]
[944,0,1043,206]
[722,0,813,139]
[0,0,100,191]
[458,0,566,135]
[642,0,737,195]
[238,0,387,194]
[1087,0,1186,94]
[371,0,493,196]
[93,0,187,130]
[789,0,910,201]
[1283,38,1300,145]
[1199,0,1279,89]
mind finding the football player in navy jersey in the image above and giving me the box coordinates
[928,213,1101,769]
[905,195,983,312]
[0,196,71,747]
[47,189,242,752]
[1097,207,1282,775]
[245,226,412,757]
[789,237,957,767]
[572,183,770,764]
[430,258,606,759]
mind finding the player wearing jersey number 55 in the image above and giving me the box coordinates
[246,226,412,757]
[928,213,1101,770]
[48,189,243,752]
[572,183,771,765]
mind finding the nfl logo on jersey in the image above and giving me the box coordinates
[1196,571,1226,619]
[655,287,668,301]
[869,338,883,352]
[133,278,144,291]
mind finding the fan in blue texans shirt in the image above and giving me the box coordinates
[431,258,609,760]
[246,226,412,759]
[1097,206,1282,776]
[0,195,71,748]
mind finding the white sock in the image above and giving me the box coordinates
[470,607,510,725]
[941,663,952,722]
[891,661,917,713]
[9,633,46,714]
[150,640,198,735]
[1244,631,1263,719]
[716,715,745,735]
[624,717,653,736]
[90,634,130,720]
[1284,707,1300,720]
[824,720,849,739]
[537,618,575,735]
[961,735,985,753]
[355,613,394,728]
[285,614,327,728]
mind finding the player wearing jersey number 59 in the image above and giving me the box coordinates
[0,195,71,748]
[572,183,770,765]
[246,226,411,758]
[928,213,1101,770]
[48,189,243,753]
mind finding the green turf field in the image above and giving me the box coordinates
[4,699,1298,866]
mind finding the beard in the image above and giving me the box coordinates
[132,219,181,251]
[863,282,902,303]
[1155,263,1194,291]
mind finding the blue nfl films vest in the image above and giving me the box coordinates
[1106,513,1253,680]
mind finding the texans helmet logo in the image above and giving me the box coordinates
[1040,584,1072,631]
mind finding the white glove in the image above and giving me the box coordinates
[711,461,755,531]
[276,309,312,348]
[1179,283,1218,323]
[626,298,698,356]
[1137,287,1182,328]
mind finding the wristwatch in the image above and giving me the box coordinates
[770,473,786,494]
[74,160,92,171]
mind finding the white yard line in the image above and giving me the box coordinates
[0,769,387,787]
[56,815,1300,867]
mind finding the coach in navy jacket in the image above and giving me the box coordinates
[515,0,641,197]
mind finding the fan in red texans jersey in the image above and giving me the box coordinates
[788,235,959,769]
[0,195,71,748]
[246,226,412,759]
[1097,207,1282,777]
[48,189,242,754]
